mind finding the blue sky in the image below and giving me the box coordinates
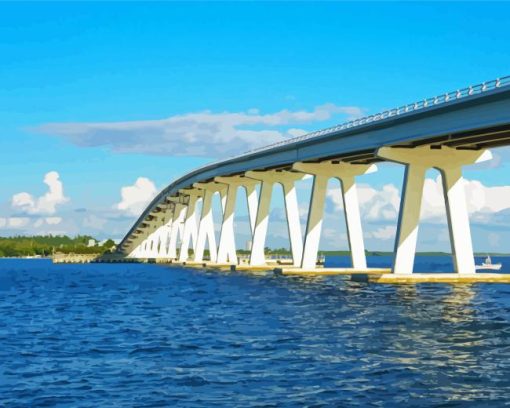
[1,2,510,252]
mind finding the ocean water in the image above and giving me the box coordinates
[1,257,510,407]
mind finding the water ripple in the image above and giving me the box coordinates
[2,257,510,406]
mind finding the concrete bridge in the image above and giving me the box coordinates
[117,76,510,283]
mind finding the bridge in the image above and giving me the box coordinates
[117,76,510,283]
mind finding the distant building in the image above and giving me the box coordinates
[87,239,97,247]
[245,240,252,251]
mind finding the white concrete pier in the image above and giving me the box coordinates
[293,161,376,270]
[378,146,492,275]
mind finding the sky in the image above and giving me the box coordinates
[1,2,510,253]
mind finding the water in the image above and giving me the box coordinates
[1,257,510,407]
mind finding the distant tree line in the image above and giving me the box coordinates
[0,235,116,257]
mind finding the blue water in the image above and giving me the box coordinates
[1,257,510,407]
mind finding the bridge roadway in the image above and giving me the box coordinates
[118,77,510,282]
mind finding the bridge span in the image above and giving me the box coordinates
[118,76,510,282]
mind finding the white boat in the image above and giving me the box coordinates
[475,255,502,271]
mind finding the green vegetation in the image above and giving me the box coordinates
[0,235,116,257]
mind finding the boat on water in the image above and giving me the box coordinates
[475,255,502,271]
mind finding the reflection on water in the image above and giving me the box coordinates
[442,285,476,324]
[1,258,510,406]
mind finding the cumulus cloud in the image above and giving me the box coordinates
[327,183,401,221]
[34,104,363,158]
[116,177,158,216]
[367,226,397,240]
[11,171,69,215]
[327,176,510,224]
[33,217,62,228]
[45,217,62,225]
[320,175,510,251]
[420,176,510,221]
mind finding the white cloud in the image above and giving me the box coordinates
[327,183,401,221]
[83,214,107,230]
[0,174,156,238]
[420,176,510,221]
[9,217,30,228]
[27,217,62,229]
[359,184,401,221]
[116,177,158,216]
[0,171,70,234]
[287,128,308,138]
[34,104,363,158]
[488,232,500,247]
[367,225,397,240]
[0,217,30,229]
[45,217,62,225]
[327,176,510,225]
[323,228,347,241]
[0,216,62,231]
[11,171,69,215]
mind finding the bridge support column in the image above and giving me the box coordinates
[179,190,202,262]
[293,161,377,270]
[168,203,187,259]
[215,176,259,264]
[155,205,174,258]
[145,221,161,258]
[128,232,147,258]
[139,238,149,258]
[137,239,146,257]
[282,180,304,267]
[216,183,238,264]
[129,246,137,258]
[149,227,162,258]
[144,237,151,257]
[246,170,304,266]
[140,231,151,258]
[299,173,327,270]
[150,216,170,258]
[247,178,273,266]
[157,225,171,258]
[194,182,226,263]
[246,184,259,236]
[341,175,369,270]
[378,146,492,275]
[144,238,150,255]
